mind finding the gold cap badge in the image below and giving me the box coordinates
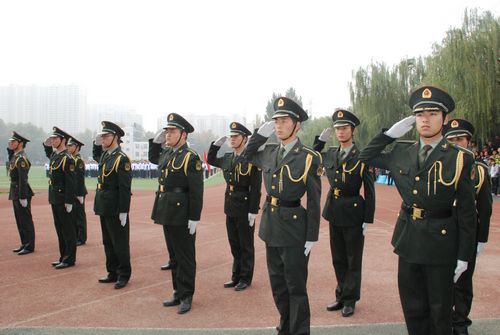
[278,98,284,107]
[422,88,432,98]
[337,111,344,118]
[451,120,459,128]
[231,122,236,129]
[169,114,174,121]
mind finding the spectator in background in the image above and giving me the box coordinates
[489,157,499,196]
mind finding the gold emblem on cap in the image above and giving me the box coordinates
[231,122,237,129]
[169,114,174,121]
[337,111,344,118]
[53,127,57,131]
[422,88,432,98]
[278,98,284,107]
[451,120,459,128]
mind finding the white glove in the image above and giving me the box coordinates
[384,116,416,138]
[19,199,28,207]
[319,127,333,142]
[248,213,257,227]
[362,223,368,236]
[77,196,84,204]
[304,241,315,256]
[153,130,166,144]
[213,136,227,147]
[188,220,199,235]
[65,203,73,213]
[257,121,275,137]
[477,242,486,256]
[44,136,52,146]
[119,213,128,227]
[94,134,102,146]
[453,260,468,283]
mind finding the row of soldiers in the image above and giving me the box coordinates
[7,85,493,335]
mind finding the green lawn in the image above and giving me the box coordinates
[0,166,224,192]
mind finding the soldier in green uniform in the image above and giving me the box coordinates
[43,127,77,269]
[67,137,88,246]
[7,132,35,255]
[358,86,477,335]
[314,109,375,317]
[244,97,322,335]
[208,122,262,291]
[442,119,493,335]
[150,113,203,314]
[93,121,132,289]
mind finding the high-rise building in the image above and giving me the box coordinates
[87,104,142,132]
[0,85,86,134]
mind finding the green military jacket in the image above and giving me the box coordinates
[473,161,492,243]
[92,144,132,216]
[73,154,88,197]
[207,142,262,218]
[358,132,477,264]
[244,133,322,247]
[8,149,34,201]
[149,141,203,225]
[44,144,76,205]
[313,137,375,226]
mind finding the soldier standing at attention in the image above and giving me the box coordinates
[93,121,132,289]
[208,122,262,291]
[443,119,493,335]
[43,127,77,269]
[8,132,35,255]
[244,97,322,335]
[314,109,375,317]
[358,86,477,335]
[150,113,203,314]
[67,137,88,246]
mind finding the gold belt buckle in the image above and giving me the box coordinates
[97,183,102,190]
[160,185,165,192]
[270,196,279,207]
[48,180,52,185]
[333,188,341,197]
[229,185,234,192]
[412,206,423,220]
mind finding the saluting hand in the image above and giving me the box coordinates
[257,121,275,138]
[318,127,333,142]
[153,130,166,144]
[213,136,227,147]
[385,116,416,138]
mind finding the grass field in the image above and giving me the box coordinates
[0,166,224,193]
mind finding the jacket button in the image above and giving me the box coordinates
[412,190,418,195]
[229,192,232,196]
[272,185,275,189]
[334,179,338,182]
[293,215,297,219]
[176,202,180,206]
[273,174,276,178]
[441,229,447,235]
[399,170,403,174]
[336,170,339,174]
[271,207,275,212]
[244,197,247,200]
[415,176,420,181]
[354,203,358,207]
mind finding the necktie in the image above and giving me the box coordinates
[277,147,286,164]
[339,150,346,164]
[418,145,432,168]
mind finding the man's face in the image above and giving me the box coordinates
[446,136,470,149]
[51,136,62,148]
[67,144,77,155]
[334,125,353,143]
[8,140,19,151]
[100,133,115,148]
[274,116,298,140]
[415,110,445,138]
[165,128,183,147]
[229,134,244,148]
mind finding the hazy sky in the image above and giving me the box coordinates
[1,0,499,131]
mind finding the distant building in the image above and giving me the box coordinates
[121,125,148,160]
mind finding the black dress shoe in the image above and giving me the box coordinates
[341,306,354,317]
[453,326,469,335]
[223,280,237,288]
[18,249,34,255]
[13,245,24,253]
[98,275,118,283]
[163,295,181,307]
[235,282,249,291]
[114,279,128,289]
[160,263,172,270]
[51,261,61,267]
[54,262,75,270]
[177,297,192,314]
[326,301,344,311]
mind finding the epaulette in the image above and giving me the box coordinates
[449,143,474,157]
[475,161,489,171]
[224,152,233,158]
[187,148,201,159]
[395,140,417,145]
[302,146,320,157]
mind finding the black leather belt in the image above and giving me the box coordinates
[160,186,188,193]
[401,203,452,220]
[227,184,249,192]
[266,195,300,208]
[330,188,358,198]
